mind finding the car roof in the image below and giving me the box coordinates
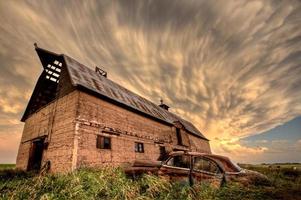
[168,151,241,172]
[169,151,228,159]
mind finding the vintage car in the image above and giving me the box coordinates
[124,151,269,187]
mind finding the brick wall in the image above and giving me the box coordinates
[75,91,172,168]
[16,91,79,172]
[16,89,211,173]
[75,91,211,168]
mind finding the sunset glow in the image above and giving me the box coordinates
[0,0,300,164]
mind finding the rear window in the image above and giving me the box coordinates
[211,156,241,172]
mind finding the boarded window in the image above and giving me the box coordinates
[96,135,111,149]
[176,128,183,145]
[135,142,144,153]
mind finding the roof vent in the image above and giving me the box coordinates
[159,99,169,111]
[95,66,107,78]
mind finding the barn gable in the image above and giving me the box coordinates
[21,47,64,122]
[21,46,208,140]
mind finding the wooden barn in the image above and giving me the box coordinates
[16,45,211,173]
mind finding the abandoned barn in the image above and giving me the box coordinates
[16,45,211,173]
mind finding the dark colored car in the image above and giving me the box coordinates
[124,151,269,187]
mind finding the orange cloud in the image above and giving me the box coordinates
[0,0,301,164]
[210,138,268,162]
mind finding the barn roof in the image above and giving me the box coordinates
[22,46,208,140]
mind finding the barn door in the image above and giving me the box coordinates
[27,138,44,171]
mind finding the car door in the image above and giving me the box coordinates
[158,154,191,185]
[191,156,224,187]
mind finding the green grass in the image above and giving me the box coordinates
[0,164,15,170]
[0,164,300,200]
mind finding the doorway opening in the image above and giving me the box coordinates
[27,138,45,171]
[158,146,168,161]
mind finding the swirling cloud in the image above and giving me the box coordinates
[0,0,300,163]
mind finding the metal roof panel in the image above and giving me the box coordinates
[63,55,207,140]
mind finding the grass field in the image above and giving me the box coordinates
[0,163,300,200]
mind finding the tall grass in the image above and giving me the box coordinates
[0,166,300,200]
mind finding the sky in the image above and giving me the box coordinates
[0,0,300,164]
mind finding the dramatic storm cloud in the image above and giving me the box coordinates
[0,0,301,163]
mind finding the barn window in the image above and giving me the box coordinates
[176,128,183,145]
[96,135,111,149]
[135,142,144,153]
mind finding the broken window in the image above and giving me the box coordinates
[193,157,221,174]
[44,62,61,83]
[176,128,183,145]
[96,135,111,149]
[166,155,190,169]
[135,142,144,153]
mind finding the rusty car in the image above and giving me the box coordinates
[124,151,269,187]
